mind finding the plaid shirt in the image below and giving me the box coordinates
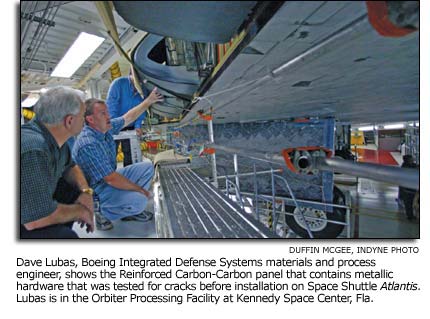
[72,117,125,189]
[21,119,75,224]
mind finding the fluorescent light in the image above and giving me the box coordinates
[51,32,104,78]
[21,94,39,107]
[384,123,404,129]
[358,126,374,131]
[409,122,419,127]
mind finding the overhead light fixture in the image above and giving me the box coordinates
[358,126,374,131]
[409,122,419,127]
[383,123,404,130]
[21,94,39,107]
[51,32,105,78]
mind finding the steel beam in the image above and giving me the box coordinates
[208,117,218,188]
[316,157,419,190]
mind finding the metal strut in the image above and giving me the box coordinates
[316,157,419,190]
[209,143,419,190]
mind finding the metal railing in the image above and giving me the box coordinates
[218,156,352,238]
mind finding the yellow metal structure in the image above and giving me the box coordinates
[351,130,365,145]
[116,143,124,162]
[22,108,35,120]
[109,61,121,81]
[213,31,246,76]
[140,141,148,151]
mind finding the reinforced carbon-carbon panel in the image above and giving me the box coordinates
[172,118,335,204]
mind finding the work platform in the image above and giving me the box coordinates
[154,160,277,239]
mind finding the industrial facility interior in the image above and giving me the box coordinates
[20,1,419,239]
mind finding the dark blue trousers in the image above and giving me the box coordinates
[20,222,78,239]
[21,178,81,239]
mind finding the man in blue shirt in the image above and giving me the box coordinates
[73,88,163,230]
[106,74,149,166]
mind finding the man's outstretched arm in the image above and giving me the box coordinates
[122,87,164,128]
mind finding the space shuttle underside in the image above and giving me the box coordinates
[109,1,419,238]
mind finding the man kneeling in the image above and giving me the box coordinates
[72,88,163,230]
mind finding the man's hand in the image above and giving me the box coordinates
[146,87,164,105]
[24,201,95,232]
[76,193,94,233]
[135,128,143,137]
[139,188,154,199]
[123,87,164,128]
[77,204,95,233]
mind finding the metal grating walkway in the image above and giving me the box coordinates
[156,165,277,238]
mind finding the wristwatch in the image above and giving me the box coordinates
[81,188,94,196]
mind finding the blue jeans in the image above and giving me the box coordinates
[95,160,154,221]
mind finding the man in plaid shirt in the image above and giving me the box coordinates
[21,87,94,238]
[72,87,163,230]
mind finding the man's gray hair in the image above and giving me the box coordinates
[34,86,86,125]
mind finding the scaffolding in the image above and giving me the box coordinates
[218,157,352,239]
[159,116,351,239]
[404,122,419,165]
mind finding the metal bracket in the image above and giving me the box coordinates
[282,146,332,174]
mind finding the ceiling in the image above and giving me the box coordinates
[20,1,140,97]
